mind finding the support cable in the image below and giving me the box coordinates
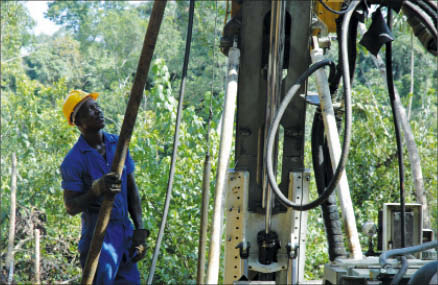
[385,6,406,249]
[265,0,360,212]
[147,1,195,283]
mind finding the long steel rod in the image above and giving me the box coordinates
[263,0,285,234]
[197,1,218,281]
[147,1,195,283]
[81,1,167,283]
[196,156,211,284]
[311,40,362,259]
[206,44,240,285]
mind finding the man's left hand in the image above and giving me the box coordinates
[129,229,149,262]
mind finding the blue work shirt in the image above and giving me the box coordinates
[60,131,135,254]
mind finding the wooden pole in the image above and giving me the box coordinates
[6,153,17,284]
[81,1,167,283]
[35,229,41,284]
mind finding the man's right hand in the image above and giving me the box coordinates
[91,172,122,197]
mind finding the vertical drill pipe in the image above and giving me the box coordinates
[263,0,285,234]
[81,1,167,283]
[386,7,406,248]
[147,1,195,283]
[197,1,218,281]
[197,156,211,284]
[311,43,362,259]
[206,45,240,284]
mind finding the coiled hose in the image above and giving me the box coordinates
[266,0,361,211]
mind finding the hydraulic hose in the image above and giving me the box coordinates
[146,1,195,283]
[385,7,406,249]
[424,0,437,11]
[414,0,438,27]
[391,256,408,285]
[318,0,356,15]
[311,112,347,260]
[379,240,438,267]
[266,0,361,211]
[404,1,438,38]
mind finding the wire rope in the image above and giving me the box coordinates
[147,1,195,283]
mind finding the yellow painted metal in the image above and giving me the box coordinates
[314,0,344,33]
[224,171,248,284]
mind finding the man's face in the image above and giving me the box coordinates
[75,99,105,131]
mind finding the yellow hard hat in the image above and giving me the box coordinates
[63,90,99,126]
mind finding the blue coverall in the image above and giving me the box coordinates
[61,132,140,284]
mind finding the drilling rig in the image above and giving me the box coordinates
[201,0,438,284]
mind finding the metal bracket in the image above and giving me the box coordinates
[225,171,249,284]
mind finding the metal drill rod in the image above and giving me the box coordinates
[311,38,362,259]
[81,1,167,283]
[263,0,286,235]
[206,44,240,285]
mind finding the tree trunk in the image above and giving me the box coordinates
[6,153,17,285]
[359,23,430,228]
[35,229,41,284]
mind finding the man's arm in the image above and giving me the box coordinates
[127,173,144,229]
[63,172,121,216]
[64,190,98,216]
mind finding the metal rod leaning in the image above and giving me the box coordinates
[206,43,240,285]
[81,1,167,283]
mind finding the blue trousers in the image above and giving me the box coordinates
[79,222,140,285]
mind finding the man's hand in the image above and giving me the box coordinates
[129,229,149,262]
[91,172,121,197]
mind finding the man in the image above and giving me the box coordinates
[60,90,148,284]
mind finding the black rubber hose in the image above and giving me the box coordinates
[385,7,406,249]
[404,1,438,38]
[331,11,358,95]
[424,0,437,11]
[266,0,360,211]
[318,0,356,15]
[267,60,342,210]
[267,1,360,211]
[147,0,195,283]
[311,112,347,260]
[414,0,438,27]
